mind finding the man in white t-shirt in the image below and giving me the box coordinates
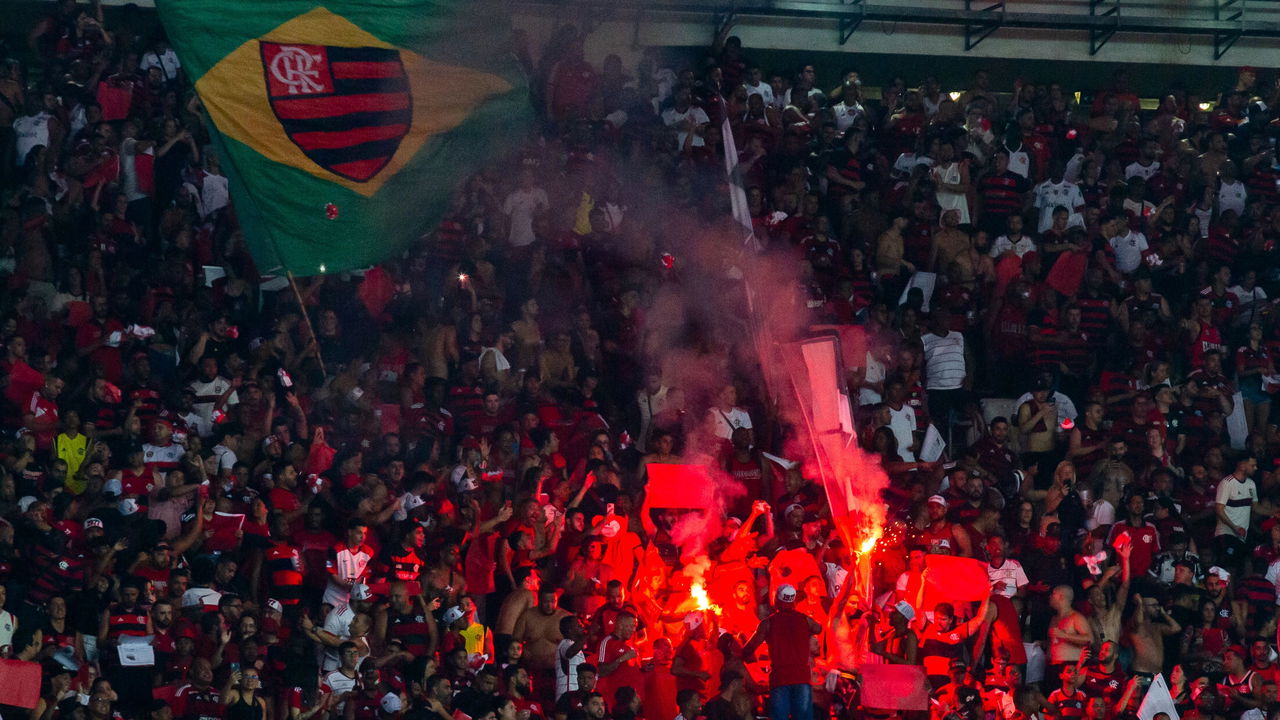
[1032,166,1085,233]
[708,384,752,440]
[1215,456,1259,563]
[661,88,710,150]
[501,168,549,249]
[920,313,967,429]
[1124,138,1161,180]
[1106,214,1149,275]
[986,536,1029,599]
[742,66,774,107]
[187,356,238,437]
[141,40,182,84]
[884,377,918,462]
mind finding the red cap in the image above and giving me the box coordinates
[1227,644,1247,658]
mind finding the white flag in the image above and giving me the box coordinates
[721,116,760,251]
[1137,673,1179,720]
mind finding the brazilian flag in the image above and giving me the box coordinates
[156,0,530,275]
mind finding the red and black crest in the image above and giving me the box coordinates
[261,42,411,182]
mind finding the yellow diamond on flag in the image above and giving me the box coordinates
[195,6,513,197]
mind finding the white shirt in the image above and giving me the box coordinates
[661,105,711,149]
[0,609,14,653]
[920,331,966,390]
[321,603,356,671]
[709,406,752,439]
[324,544,372,607]
[989,234,1036,259]
[1108,231,1149,274]
[199,171,229,218]
[1033,180,1085,233]
[743,81,774,107]
[555,637,586,699]
[1124,160,1161,180]
[1216,475,1258,537]
[987,559,1030,598]
[1264,558,1280,605]
[1229,284,1268,306]
[1088,500,1116,532]
[1219,180,1248,217]
[13,112,52,166]
[322,669,358,711]
[211,444,237,474]
[831,100,864,132]
[141,48,182,82]
[887,404,917,462]
[186,376,238,438]
[501,187,549,248]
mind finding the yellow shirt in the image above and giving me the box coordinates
[55,432,88,486]
[460,621,487,656]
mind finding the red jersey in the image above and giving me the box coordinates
[25,390,58,451]
[1107,522,1160,576]
[596,634,643,700]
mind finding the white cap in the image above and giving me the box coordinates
[266,599,284,614]
[893,600,916,621]
[1208,566,1231,583]
[776,584,797,604]
[683,612,704,631]
[379,693,402,714]
[103,476,122,496]
[84,517,105,530]
[17,496,38,513]
[599,518,621,538]
[351,583,372,601]
[118,498,140,516]
[443,606,466,625]
[927,495,949,509]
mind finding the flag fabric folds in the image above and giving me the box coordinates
[156,0,530,276]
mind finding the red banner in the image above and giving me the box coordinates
[0,659,42,709]
[857,663,930,711]
[919,555,991,611]
[644,464,715,509]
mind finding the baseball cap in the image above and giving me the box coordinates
[84,517,105,530]
[1227,644,1247,658]
[927,495,948,509]
[893,600,916,622]
[351,583,372,601]
[776,584,797,604]
[443,606,466,625]
[17,496,37,513]
[103,476,122,496]
[380,693,403,714]
[683,612,704,631]
[266,599,284,615]
[119,498,140,516]
[784,503,805,517]
[1208,566,1231,583]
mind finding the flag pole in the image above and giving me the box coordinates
[287,271,328,379]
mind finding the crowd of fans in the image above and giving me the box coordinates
[9,1,1280,720]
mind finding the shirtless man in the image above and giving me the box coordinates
[1125,594,1181,678]
[496,567,540,646]
[513,588,572,691]
[1048,585,1093,679]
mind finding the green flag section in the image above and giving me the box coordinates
[155,0,530,276]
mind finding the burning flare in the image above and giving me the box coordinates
[858,535,879,556]
[691,582,721,615]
